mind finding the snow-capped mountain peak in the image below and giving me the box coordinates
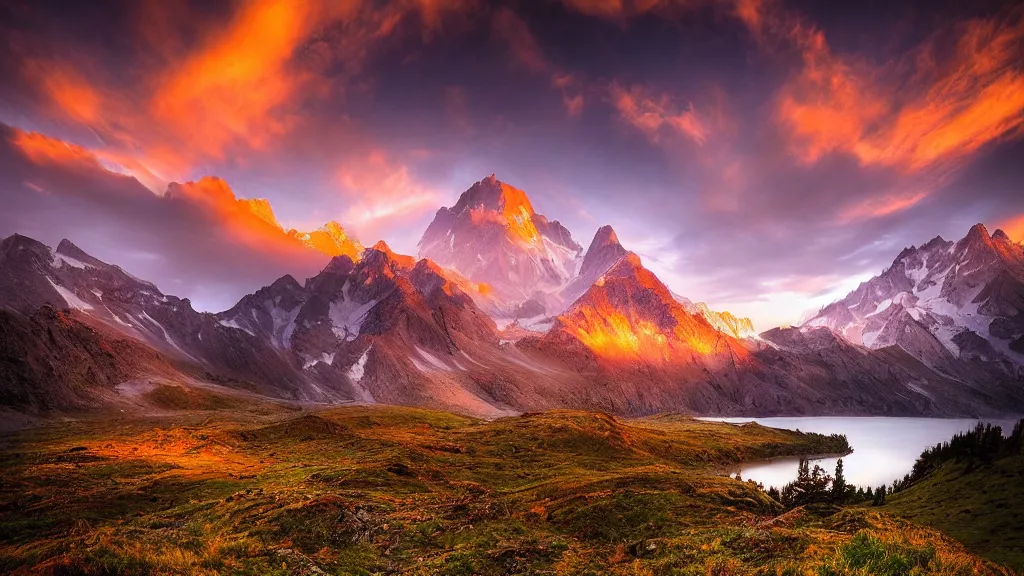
[803,223,1024,370]
[417,175,582,308]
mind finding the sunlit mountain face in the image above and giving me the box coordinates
[1,0,1023,331]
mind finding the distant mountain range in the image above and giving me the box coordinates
[2,176,1022,417]
[803,223,1024,378]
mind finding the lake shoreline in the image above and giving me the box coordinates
[703,415,1021,489]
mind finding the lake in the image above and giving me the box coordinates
[703,417,1020,489]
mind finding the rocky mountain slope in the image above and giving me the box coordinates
[0,304,177,410]
[520,246,1024,416]
[0,234,328,402]
[216,241,535,414]
[803,224,1024,377]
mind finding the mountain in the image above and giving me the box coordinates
[0,234,330,401]
[0,304,177,410]
[803,224,1024,376]
[168,176,363,259]
[0,232,578,416]
[417,175,582,314]
[547,252,746,362]
[514,248,1022,416]
[216,242,565,415]
[554,225,755,338]
[557,225,630,310]
[287,221,363,259]
[676,298,757,339]
[3,219,1023,418]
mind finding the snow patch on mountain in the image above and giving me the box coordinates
[218,317,255,337]
[346,346,375,403]
[268,302,301,348]
[52,253,89,270]
[46,278,93,311]
[137,310,193,359]
[803,224,1024,367]
[328,282,377,341]
[303,352,336,370]
[412,346,452,372]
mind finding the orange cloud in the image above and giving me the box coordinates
[166,177,305,257]
[168,176,365,259]
[406,0,476,30]
[564,93,585,117]
[9,126,354,260]
[838,191,929,223]
[610,83,707,144]
[561,0,762,21]
[774,8,1024,175]
[494,10,587,118]
[150,0,348,160]
[11,130,104,169]
[335,151,443,243]
[561,0,679,18]
[23,63,105,127]
[13,0,468,192]
[494,8,548,73]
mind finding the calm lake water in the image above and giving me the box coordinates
[702,417,1020,489]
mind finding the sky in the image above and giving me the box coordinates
[0,0,1023,329]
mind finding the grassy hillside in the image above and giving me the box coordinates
[0,406,1012,575]
[886,454,1024,571]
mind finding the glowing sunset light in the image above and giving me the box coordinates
[0,0,1021,331]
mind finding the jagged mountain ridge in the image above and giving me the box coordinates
[3,231,1023,416]
[168,176,363,259]
[515,246,1024,416]
[803,224,1024,376]
[544,224,756,337]
[3,175,1024,417]
[0,234,334,401]
[0,233,572,415]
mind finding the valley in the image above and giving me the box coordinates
[1,404,1017,575]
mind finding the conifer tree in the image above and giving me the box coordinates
[831,458,847,504]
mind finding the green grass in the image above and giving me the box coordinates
[0,405,1012,575]
[885,454,1024,571]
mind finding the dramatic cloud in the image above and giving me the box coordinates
[0,125,338,310]
[610,83,708,145]
[1,0,1022,328]
[773,8,1024,179]
[334,151,444,248]
[493,8,586,117]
